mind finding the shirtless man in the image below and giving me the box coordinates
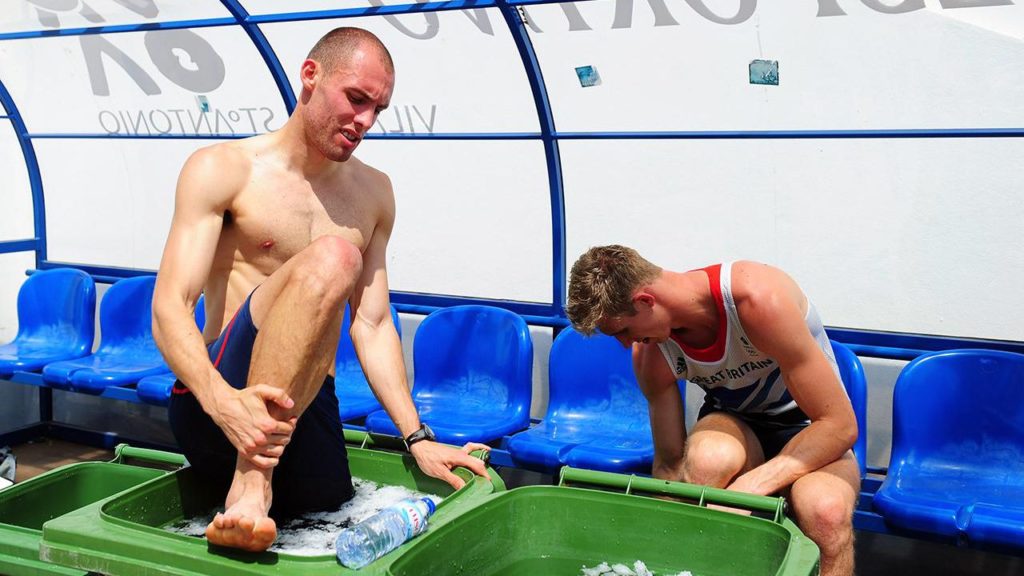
[566,245,859,576]
[152,27,488,553]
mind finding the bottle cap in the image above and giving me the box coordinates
[421,497,436,515]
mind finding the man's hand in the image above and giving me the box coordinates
[408,441,492,489]
[207,383,297,469]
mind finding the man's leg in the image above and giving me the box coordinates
[683,411,764,487]
[207,236,362,551]
[788,453,860,576]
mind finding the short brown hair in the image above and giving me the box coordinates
[307,27,394,76]
[566,245,661,335]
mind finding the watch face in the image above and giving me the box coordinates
[406,423,435,448]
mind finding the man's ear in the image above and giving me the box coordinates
[633,291,655,310]
[300,59,319,91]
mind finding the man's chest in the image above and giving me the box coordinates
[226,181,377,262]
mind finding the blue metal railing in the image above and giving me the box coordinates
[0,78,46,265]
[0,239,39,254]
[0,18,237,41]
[220,0,296,113]
[0,0,586,42]
[497,0,567,317]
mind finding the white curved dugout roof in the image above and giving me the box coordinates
[1,0,1023,351]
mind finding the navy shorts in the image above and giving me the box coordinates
[168,293,354,519]
[697,401,810,460]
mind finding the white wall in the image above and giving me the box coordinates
[2,0,1023,461]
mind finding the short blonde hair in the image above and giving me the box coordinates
[566,245,661,335]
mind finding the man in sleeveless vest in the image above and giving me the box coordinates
[566,245,859,576]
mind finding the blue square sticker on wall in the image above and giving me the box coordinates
[575,65,601,88]
[749,59,779,86]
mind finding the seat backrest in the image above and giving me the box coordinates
[412,305,533,413]
[889,349,1024,481]
[194,294,206,331]
[547,327,646,427]
[15,269,95,351]
[829,340,868,476]
[96,276,158,352]
[336,303,402,375]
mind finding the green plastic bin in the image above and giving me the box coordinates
[386,467,821,576]
[39,431,504,576]
[0,445,185,576]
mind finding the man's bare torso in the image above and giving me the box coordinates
[200,135,388,340]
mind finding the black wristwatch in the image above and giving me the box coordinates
[403,423,436,451]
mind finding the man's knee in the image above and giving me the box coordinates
[294,236,363,300]
[683,436,746,487]
[793,487,854,548]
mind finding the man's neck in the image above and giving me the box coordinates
[274,113,340,180]
[655,269,720,343]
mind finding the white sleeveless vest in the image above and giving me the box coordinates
[657,262,840,419]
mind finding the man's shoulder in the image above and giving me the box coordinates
[347,155,392,190]
[343,156,395,217]
[729,261,794,301]
[176,140,256,208]
[183,140,253,179]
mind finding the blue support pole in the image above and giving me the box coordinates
[0,78,46,266]
[496,0,568,319]
[27,132,544,140]
[553,128,1024,140]
[0,18,237,41]
[0,239,39,254]
[219,0,297,114]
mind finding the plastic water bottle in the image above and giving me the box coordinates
[335,497,437,569]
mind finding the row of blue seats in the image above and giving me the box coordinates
[0,269,866,470]
[1,269,1022,551]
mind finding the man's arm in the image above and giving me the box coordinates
[152,146,294,468]
[726,262,857,496]
[348,174,489,489]
[635,343,688,481]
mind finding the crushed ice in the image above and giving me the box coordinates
[580,560,693,576]
[164,477,441,555]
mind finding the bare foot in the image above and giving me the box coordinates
[205,501,277,552]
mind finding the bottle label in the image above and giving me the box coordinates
[393,500,426,540]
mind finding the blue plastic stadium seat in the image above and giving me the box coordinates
[830,340,868,477]
[335,304,402,421]
[508,327,658,474]
[873,349,1024,549]
[136,296,206,406]
[364,305,532,444]
[42,276,167,394]
[0,269,96,378]
[135,372,176,406]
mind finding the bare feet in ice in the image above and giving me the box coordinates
[206,500,277,552]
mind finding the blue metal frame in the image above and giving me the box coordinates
[0,18,237,41]
[26,128,1024,140]
[827,327,1024,360]
[219,0,297,113]
[38,260,154,279]
[497,0,567,316]
[0,77,46,266]
[0,0,585,43]
[28,133,252,140]
[27,132,544,140]
[553,128,1024,140]
[0,239,38,254]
